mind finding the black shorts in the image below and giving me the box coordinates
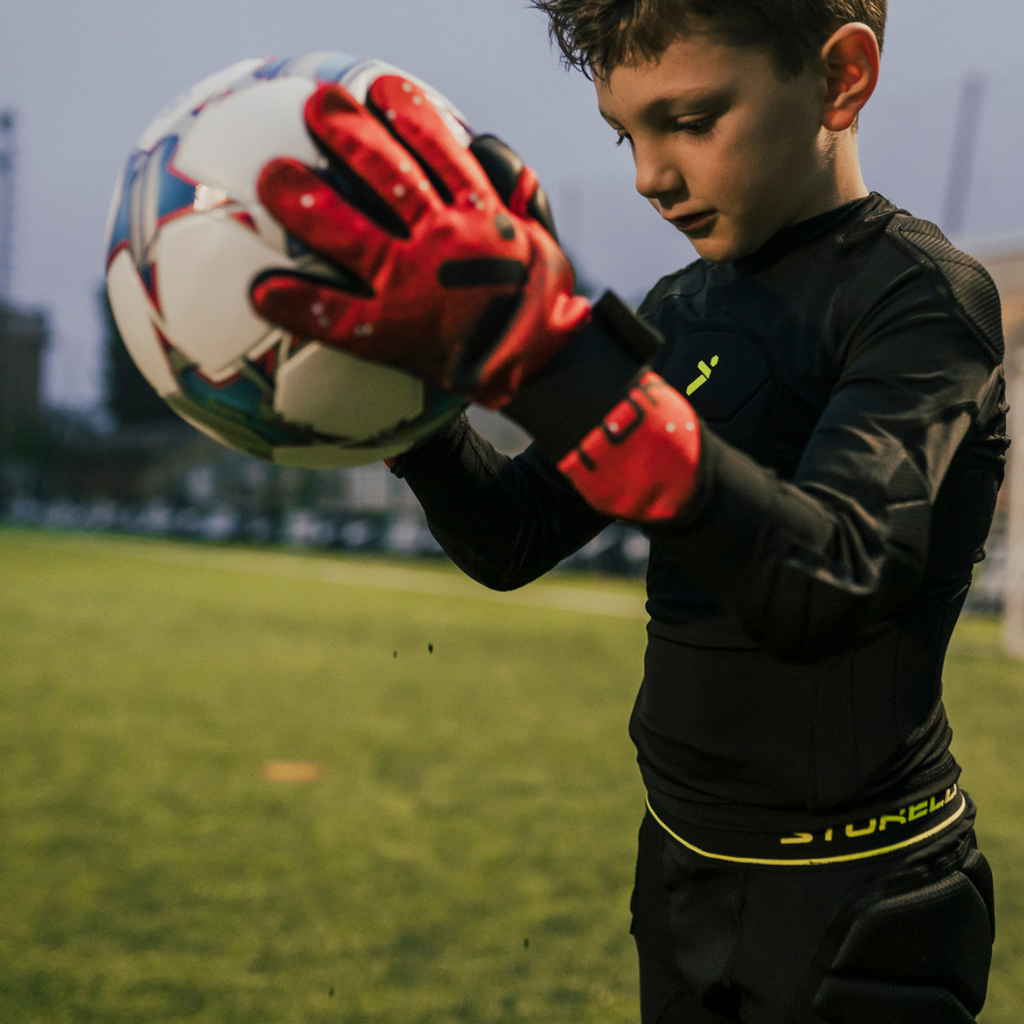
[631,799,995,1024]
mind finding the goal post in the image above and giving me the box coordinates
[1004,346,1024,658]
[968,246,1024,658]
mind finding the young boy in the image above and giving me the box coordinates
[250,1,1008,1019]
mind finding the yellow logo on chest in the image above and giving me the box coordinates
[686,355,719,396]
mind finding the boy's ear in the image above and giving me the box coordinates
[820,23,880,132]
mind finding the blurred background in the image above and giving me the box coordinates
[1,4,1023,1022]
[0,0,1021,613]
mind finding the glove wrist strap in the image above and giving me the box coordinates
[504,291,663,461]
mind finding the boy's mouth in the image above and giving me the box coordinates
[669,210,716,233]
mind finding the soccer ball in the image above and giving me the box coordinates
[104,53,468,467]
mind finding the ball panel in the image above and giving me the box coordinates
[271,389,466,467]
[274,342,424,437]
[177,365,273,425]
[310,53,363,83]
[154,212,282,377]
[137,58,265,151]
[173,78,321,205]
[270,437,413,468]
[165,392,272,461]
[106,250,179,396]
[104,168,128,264]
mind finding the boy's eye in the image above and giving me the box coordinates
[676,116,715,136]
[614,132,633,149]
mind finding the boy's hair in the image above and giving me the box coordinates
[530,0,886,79]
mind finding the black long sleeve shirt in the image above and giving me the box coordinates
[395,195,1008,833]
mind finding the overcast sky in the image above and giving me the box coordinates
[2,0,1023,409]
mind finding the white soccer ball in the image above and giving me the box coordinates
[104,52,469,467]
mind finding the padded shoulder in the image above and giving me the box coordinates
[636,258,708,319]
[885,214,1004,363]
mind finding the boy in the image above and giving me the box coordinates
[250,1,1008,1019]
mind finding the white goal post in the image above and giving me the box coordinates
[1004,346,1024,658]
[965,245,1023,658]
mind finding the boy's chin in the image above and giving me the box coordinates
[689,237,748,264]
[689,227,769,264]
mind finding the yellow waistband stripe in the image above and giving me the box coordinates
[646,790,967,867]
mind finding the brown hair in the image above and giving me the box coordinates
[530,0,886,79]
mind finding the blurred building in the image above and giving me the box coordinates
[0,300,46,454]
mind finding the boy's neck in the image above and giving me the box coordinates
[797,127,868,224]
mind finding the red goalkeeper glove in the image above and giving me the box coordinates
[251,75,703,522]
[251,76,590,409]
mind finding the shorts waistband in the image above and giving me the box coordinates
[647,784,966,867]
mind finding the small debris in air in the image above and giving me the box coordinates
[428,643,434,654]
[393,651,398,658]
[524,938,529,949]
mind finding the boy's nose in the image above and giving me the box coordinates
[633,143,685,204]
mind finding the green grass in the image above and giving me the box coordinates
[940,614,1024,1022]
[0,526,1021,1023]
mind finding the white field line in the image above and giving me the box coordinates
[21,532,648,620]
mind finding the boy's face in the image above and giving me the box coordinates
[595,31,836,263]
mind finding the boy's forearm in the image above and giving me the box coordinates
[647,429,922,662]
[392,414,610,590]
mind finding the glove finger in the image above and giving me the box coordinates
[304,83,439,230]
[253,272,456,383]
[250,271,372,345]
[367,75,494,208]
[523,177,558,241]
[467,135,525,207]
[258,158,398,284]
[469,135,559,240]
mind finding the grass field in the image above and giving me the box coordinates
[0,526,1021,1023]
